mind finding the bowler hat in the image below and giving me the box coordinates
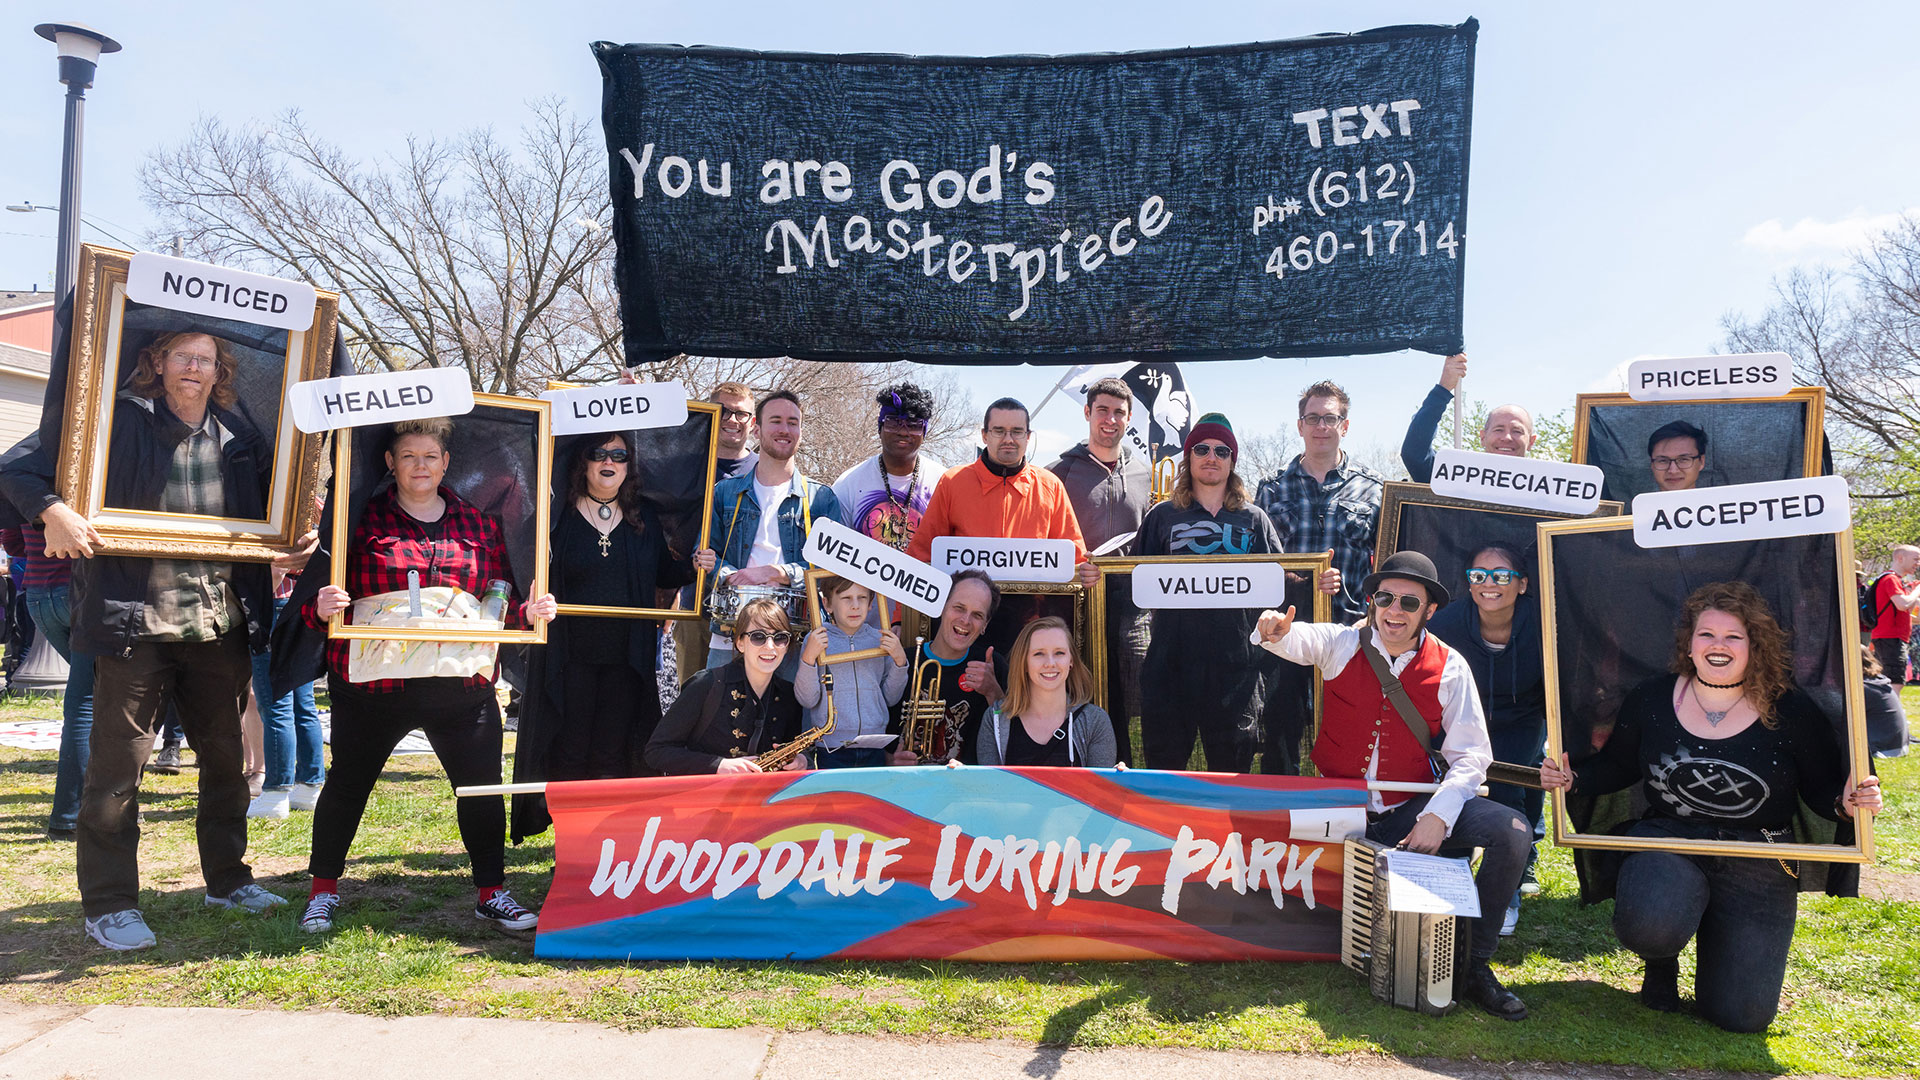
[1360,551,1449,608]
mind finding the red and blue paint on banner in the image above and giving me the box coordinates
[537,768,1369,962]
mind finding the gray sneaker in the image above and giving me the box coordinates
[206,883,289,914]
[85,909,157,951]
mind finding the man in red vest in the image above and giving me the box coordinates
[1254,550,1530,1021]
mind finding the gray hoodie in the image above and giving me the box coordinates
[1047,441,1150,555]
[976,702,1119,768]
[795,620,910,749]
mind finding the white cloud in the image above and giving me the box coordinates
[1742,209,1914,253]
[1583,355,1662,393]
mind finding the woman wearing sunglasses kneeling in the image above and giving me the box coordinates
[646,597,808,775]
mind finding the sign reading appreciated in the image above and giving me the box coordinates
[289,368,476,433]
[1626,353,1792,402]
[127,253,318,332]
[1133,561,1290,609]
[931,536,1076,582]
[593,21,1477,365]
[542,381,689,436]
[804,519,951,616]
[1430,449,1604,516]
[1632,476,1850,549]
[537,768,1368,962]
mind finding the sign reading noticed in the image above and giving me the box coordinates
[929,536,1077,583]
[1132,561,1290,609]
[541,381,689,436]
[127,253,318,332]
[1631,476,1850,549]
[1625,353,1793,402]
[289,368,476,433]
[804,519,951,616]
[1430,449,1604,516]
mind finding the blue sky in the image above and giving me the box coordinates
[3,1,1915,466]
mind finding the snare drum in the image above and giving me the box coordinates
[708,582,807,630]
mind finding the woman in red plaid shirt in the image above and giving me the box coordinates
[297,417,556,935]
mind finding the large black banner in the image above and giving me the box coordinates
[594,22,1476,366]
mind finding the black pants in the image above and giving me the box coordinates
[1105,602,1148,767]
[1367,794,1531,962]
[1259,655,1314,775]
[553,661,653,780]
[1140,642,1262,773]
[308,679,505,888]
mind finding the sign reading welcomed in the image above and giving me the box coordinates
[931,536,1077,582]
[1632,476,1850,549]
[593,22,1477,365]
[289,368,476,434]
[128,252,318,332]
[536,768,1369,961]
[1132,561,1290,609]
[542,381,690,436]
[1430,448,1604,516]
[1626,353,1793,402]
[804,519,951,616]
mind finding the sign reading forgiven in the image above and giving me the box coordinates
[1631,476,1851,549]
[1430,448,1604,516]
[592,22,1477,365]
[931,536,1077,582]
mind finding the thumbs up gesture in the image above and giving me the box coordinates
[963,646,1003,704]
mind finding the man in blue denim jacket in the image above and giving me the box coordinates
[692,389,840,680]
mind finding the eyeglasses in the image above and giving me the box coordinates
[586,448,630,463]
[1651,454,1702,471]
[717,406,753,422]
[741,630,793,646]
[985,426,1029,440]
[1466,567,1521,586]
[166,352,217,370]
[1189,443,1233,459]
[1300,413,1347,428]
[880,418,929,434]
[1370,590,1425,612]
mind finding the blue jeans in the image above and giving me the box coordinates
[816,746,887,769]
[28,586,94,833]
[250,597,325,789]
[1367,793,1530,962]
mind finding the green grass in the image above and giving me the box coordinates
[2,692,1917,1074]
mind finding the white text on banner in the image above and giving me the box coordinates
[1632,476,1850,549]
[542,382,689,436]
[805,519,952,616]
[127,253,318,332]
[1430,448,1604,516]
[1132,561,1290,609]
[930,536,1076,582]
[289,368,476,433]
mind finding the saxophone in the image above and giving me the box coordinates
[899,638,957,765]
[757,668,835,770]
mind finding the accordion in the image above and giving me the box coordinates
[1340,837,1471,1015]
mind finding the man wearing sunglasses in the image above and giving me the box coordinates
[1646,419,1708,493]
[1398,353,1540,483]
[1254,550,1532,1022]
[831,381,944,552]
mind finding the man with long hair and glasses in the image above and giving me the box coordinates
[1255,550,1532,1022]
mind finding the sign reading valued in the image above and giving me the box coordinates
[804,519,951,616]
[536,768,1369,961]
[593,22,1476,365]
[289,368,476,434]
[1132,561,1290,609]
[127,252,318,332]
[542,380,690,436]
[1430,448,1604,516]
[930,536,1077,582]
[1625,352,1793,402]
[1632,475,1850,549]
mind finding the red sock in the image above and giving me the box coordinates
[477,885,502,904]
[311,878,338,898]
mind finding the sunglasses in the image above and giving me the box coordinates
[880,417,929,434]
[1466,568,1521,586]
[1370,590,1425,613]
[741,630,793,647]
[586,448,630,463]
[1189,443,1233,459]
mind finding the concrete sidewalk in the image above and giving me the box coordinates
[0,1004,1764,1080]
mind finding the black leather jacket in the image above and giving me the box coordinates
[646,658,801,774]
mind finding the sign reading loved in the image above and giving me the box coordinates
[128,252,318,332]
[541,381,689,436]
[289,368,476,433]
[1430,448,1603,516]
[1625,353,1792,402]
[1632,475,1850,549]
[804,519,950,616]
[930,536,1077,582]
[1132,561,1289,609]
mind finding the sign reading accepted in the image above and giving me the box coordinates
[541,381,689,436]
[1632,476,1850,549]
[1625,353,1792,402]
[1430,448,1604,516]
[804,519,951,616]
[289,368,476,433]
[929,537,1077,583]
[1131,561,1290,609]
[128,252,318,332]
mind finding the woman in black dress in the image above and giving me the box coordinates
[975,617,1117,768]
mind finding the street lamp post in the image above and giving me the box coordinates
[33,22,121,306]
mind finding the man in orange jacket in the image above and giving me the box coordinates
[907,398,1099,588]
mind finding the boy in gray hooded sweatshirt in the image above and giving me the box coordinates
[796,577,910,767]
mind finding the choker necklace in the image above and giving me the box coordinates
[586,493,618,521]
[1695,673,1746,690]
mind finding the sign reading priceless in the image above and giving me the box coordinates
[542,381,689,436]
[1430,448,1604,516]
[592,22,1476,366]
[804,519,951,616]
[1631,476,1851,549]
[128,252,318,332]
[289,368,476,433]
[931,536,1077,582]
[1133,561,1290,609]
[536,768,1369,961]
[1625,353,1793,402]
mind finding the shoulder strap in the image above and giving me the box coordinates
[1357,634,1434,753]
[1875,573,1900,620]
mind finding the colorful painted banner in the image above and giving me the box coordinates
[537,768,1369,962]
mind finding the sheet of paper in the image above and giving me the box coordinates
[840,734,900,749]
[1287,808,1367,843]
[1381,850,1481,917]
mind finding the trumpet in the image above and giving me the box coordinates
[899,637,958,765]
[1149,455,1178,505]
[758,668,835,771]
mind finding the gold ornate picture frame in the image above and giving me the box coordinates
[803,567,895,665]
[1537,516,1873,863]
[55,244,334,561]
[1377,481,1624,587]
[899,580,1101,710]
[1571,387,1827,506]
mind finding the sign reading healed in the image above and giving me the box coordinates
[542,381,689,436]
[1430,448,1604,516]
[128,252,318,332]
[1632,476,1850,549]
[1626,353,1793,402]
[1133,561,1290,609]
[805,519,951,616]
[593,22,1477,365]
[290,368,476,434]
[931,536,1077,583]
